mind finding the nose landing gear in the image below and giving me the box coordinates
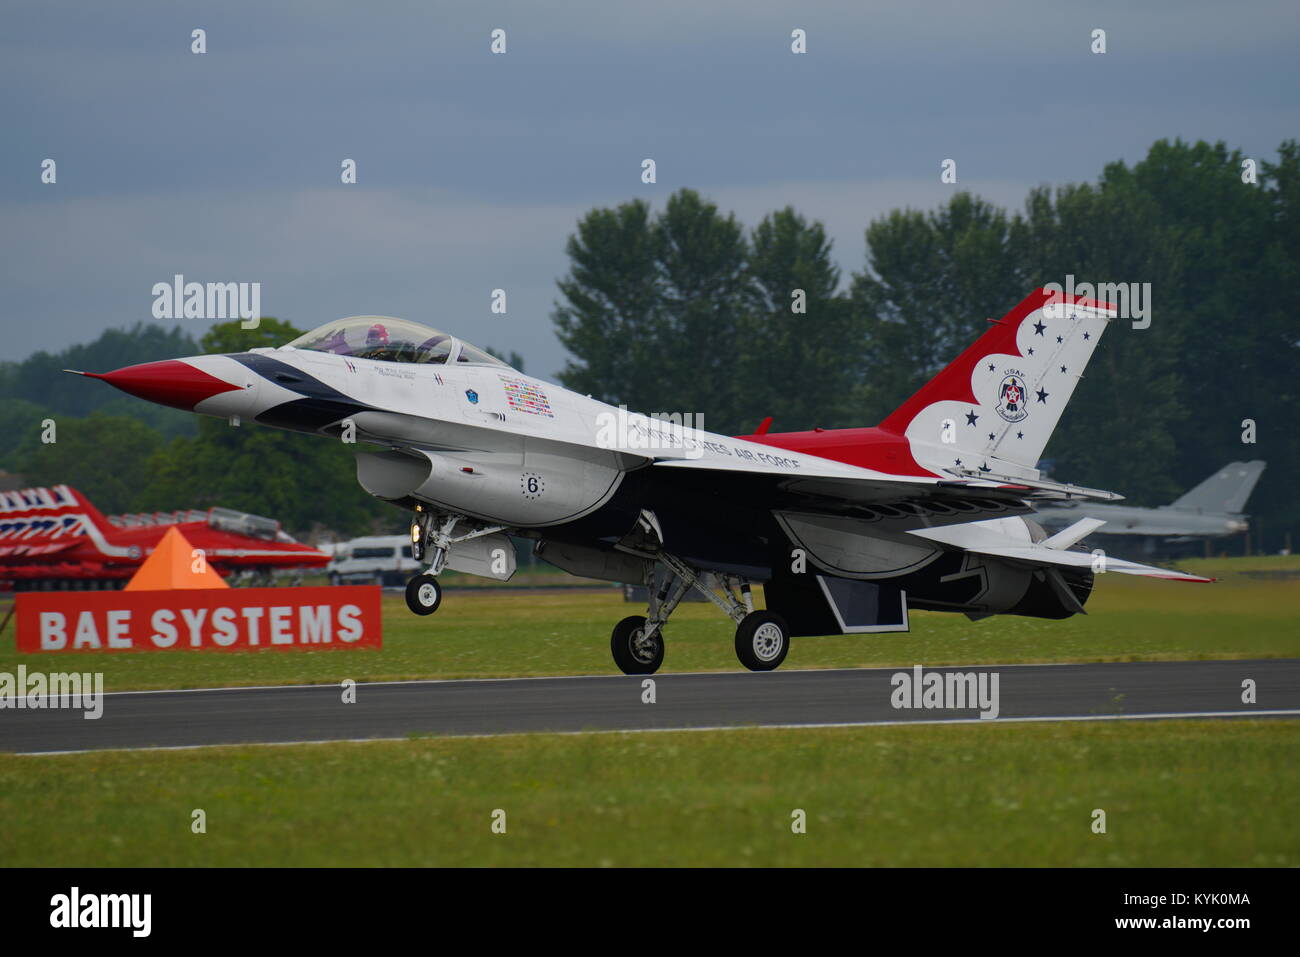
[405,573,442,615]
[402,508,506,617]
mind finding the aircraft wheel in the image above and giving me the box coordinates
[735,611,790,672]
[405,574,442,616]
[610,615,663,675]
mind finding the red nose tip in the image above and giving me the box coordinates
[75,359,241,412]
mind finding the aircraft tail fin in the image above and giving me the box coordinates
[0,485,114,543]
[878,288,1117,475]
[1168,460,1266,515]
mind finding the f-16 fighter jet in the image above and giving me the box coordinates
[74,289,1209,674]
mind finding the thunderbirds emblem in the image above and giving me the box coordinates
[994,372,1029,423]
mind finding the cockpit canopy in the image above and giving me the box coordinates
[284,316,512,368]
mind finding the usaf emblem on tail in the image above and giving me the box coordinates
[995,371,1029,423]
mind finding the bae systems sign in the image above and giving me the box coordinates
[14,587,381,653]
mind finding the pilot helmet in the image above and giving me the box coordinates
[366,323,389,347]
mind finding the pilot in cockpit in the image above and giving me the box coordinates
[359,322,406,362]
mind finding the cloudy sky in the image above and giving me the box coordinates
[3,0,1297,378]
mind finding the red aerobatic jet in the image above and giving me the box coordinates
[74,289,1210,673]
[0,485,329,589]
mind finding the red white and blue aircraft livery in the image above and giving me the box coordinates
[0,485,328,589]
[75,289,1209,673]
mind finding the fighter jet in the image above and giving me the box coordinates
[1034,461,1266,547]
[0,484,329,589]
[73,288,1210,674]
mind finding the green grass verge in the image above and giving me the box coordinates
[2,719,1294,866]
[1,555,1297,690]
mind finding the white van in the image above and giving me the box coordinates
[327,534,420,586]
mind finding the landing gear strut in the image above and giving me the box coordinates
[610,535,787,674]
[403,508,506,617]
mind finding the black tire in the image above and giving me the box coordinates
[735,611,790,672]
[610,615,663,675]
[405,574,442,616]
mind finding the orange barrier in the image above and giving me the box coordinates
[123,526,229,591]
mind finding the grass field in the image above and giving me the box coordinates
[1,555,1296,691]
[2,556,1294,868]
[1,719,1294,867]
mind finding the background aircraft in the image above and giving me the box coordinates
[0,484,329,590]
[75,288,1210,674]
[1034,460,1267,552]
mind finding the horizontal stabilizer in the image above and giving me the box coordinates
[909,520,1213,582]
[1041,517,1106,550]
[963,542,1212,582]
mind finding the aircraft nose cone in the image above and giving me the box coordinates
[80,359,242,412]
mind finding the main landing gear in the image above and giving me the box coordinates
[734,610,790,671]
[609,550,791,675]
[402,508,504,617]
[610,615,663,674]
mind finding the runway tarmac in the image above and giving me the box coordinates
[3,659,1298,754]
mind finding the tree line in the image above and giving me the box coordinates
[552,138,1299,552]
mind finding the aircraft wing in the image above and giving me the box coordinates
[652,458,1210,581]
[652,452,1116,501]
[649,455,1043,531]
[653,452,1016,493]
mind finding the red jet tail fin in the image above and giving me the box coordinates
[65,486,118,529]
[877,288,1117,473]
